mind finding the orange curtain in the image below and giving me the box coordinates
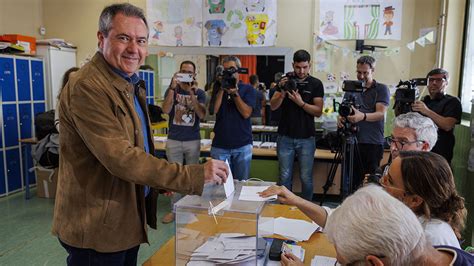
[220,55,257,84]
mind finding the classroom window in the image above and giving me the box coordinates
[460,0,474,113]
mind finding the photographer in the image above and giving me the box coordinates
[412,68,462,164]
[161,60,206,224]
[249,74,266,125]
[338,55,390,193]
[270,49,324,201]
[211,56,256,180]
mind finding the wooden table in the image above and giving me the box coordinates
[143,204,336,266]
[154,141,338,162]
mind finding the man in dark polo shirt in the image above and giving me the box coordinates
[412,68,462,164]
[211,56,256,180]
[270,50,324,201]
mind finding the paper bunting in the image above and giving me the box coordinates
[416,37,426,47]
[406,42,415,51]
[424,31,435,44]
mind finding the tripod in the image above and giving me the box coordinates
[320,124,362,205]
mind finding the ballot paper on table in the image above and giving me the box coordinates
[238,186,277,201]
[259,217,321,242]
[223,160,235,198]
[311,255,340,266]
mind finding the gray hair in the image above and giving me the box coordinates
[222,55,241,68]
[99,3,148,37]
[393,112,438,150]
[325,185,428,265]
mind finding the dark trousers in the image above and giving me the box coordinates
[350,143,384,193]
[59,238,139,266]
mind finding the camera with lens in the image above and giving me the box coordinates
[218,67,249,89]
[393,78,427,116]
[281,72,308,92]
[337,80,364,118]
[366,173,382,185]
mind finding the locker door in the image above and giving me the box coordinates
[3,104,19,147]
[22,145,35,185]
[33,103,46,116]
[16,59,31,101]
[19,104,32,139]
[0,151,5,195]
[31,60,45,101]
[0,57,16,102]
[6,148,21,192]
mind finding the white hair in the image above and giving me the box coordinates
[325,185,428,265]
[393,112,438,150]
[222,55,241,68]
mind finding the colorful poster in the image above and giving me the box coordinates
[203,0,277,47]
[319,0,402,40]
[147,0,203,46]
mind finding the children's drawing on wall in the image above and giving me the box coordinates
[383,6,395,35]
[147,0,203,46]
[314,49,330,73]
[321,11,338,35]
[324,81,338,94]
[205,19,227,46]
[245,14,269,45]
[208,0,225,14]
[152,21,164,40]
[319,0,402,40]
[244,0,265,12]
[227,9,244,29]
[174,26,184,46]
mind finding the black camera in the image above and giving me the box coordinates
[366,173,382,185]
[281,72,307,92]
[219,67,249,89]
[337,81,364,118]
[393,78,426,116]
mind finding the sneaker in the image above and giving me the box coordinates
[161,212,175,224]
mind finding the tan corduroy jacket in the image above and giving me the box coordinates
[52,52,205,252]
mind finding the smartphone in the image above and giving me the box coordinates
[176,73,194,83]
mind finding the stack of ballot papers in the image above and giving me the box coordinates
[184,233,267,265]
[238,186,277,201]
[258,217,321,242]
[153,136,167,142]
[200,139,212,146]
[311,255,340,266]
[252,141,263,148]
[260,142,277,149]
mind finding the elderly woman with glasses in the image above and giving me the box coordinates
[260,151,466,249]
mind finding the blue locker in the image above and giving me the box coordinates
[16,59,31,101]
[3,104,19,147]
[0,57,16,102]
[19,104,32,139]
[147,98,153,105]
[31,60,45,101]
[149,72,154,98]
[33,103,46,116]
[139,71,144,80]
[6,148,21,192]
[0,152,5,195]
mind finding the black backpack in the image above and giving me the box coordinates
[148,104,166,123]
[34,110,58,141]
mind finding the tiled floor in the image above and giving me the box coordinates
[0,189,175,265]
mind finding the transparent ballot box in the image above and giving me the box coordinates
[174,181,274,265]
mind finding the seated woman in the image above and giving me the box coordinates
[259,151,466,248]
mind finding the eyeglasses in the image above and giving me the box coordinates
[428,77,446,84]
[379,167,406,193]
[386,136,424,150]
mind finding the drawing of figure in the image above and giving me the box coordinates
[245,14,269,45]
[208,0,225,14]
[244,0,265,12]
[321,10,338,35]
[383,6,395,35]
[205,20,227,46]
[152,21,164,40]
[174,25,183,46]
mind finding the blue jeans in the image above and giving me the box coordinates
[210,144,253,181]
[277,135,316,201]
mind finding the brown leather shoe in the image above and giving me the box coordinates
[161,212,175,224]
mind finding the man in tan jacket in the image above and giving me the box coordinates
[52,3,228,265]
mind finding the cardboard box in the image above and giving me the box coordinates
[0,34,36,54]
[35,167,58,199]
